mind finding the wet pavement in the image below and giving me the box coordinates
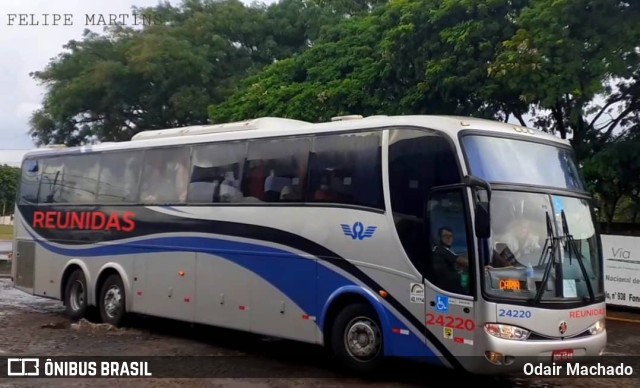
[0,278,639,386]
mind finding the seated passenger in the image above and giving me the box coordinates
[280,185,301,201]
[431,227,469,294]
[314,177,338,201]
[264,169,292,202]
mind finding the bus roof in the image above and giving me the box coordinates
[20,115,570,160]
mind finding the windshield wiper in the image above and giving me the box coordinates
[534,211,562,304]
[561,210,596,303]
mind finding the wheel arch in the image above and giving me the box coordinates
[319,285,393,356]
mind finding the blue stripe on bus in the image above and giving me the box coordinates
[31,234,440,361]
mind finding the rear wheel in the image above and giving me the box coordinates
[98,274,126,326]
[331,303,385,374]
[64,270,87,320]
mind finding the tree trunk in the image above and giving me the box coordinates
[632,199,640,224]
[605,196,622,233]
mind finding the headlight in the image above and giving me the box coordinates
[588,319,605,335]
[484,323,530,340]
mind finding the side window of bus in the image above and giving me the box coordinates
[188,142,246,203]
[139,148,192,204]
[19,159,41,204]
[37,157,65,204]
[97,152,142,203]
[307,131,384,209]
[58,154,101,204]
[388,129,461,278]
[241,137,311,203]
[427,190,471,295]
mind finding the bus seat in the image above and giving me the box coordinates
[188,181,216,203]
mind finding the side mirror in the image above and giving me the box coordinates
[463,175,492,239]
[474,188,491,239]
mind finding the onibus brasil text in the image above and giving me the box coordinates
[8,359,151,377]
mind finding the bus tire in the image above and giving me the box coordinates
[331,303,385,375]
[98,274,126,327]
[64,270,88,320]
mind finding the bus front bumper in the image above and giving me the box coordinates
[469,331,607,375]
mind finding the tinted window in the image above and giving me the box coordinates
[242,137,311,203]
[139,148,191,204]
[427,190,472,295]
[97,151,142,203]
[308,132,383,209]
[461,135,585,190]
[388,129,462,280]
[389,129,460,217]
[58,154,100,204]
[19,159,41,204]
[38,157,65,203]
[188,142,246,203]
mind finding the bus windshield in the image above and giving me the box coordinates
[481,191,603,302]
[461,135,603,303]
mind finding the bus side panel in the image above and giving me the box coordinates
[12,239,37,295]
[139,252,196,322]
[193,247,319,343]
[32,244,53,298]
[130,255,147,314]
[248,255,319,343]
[193,252,251,332]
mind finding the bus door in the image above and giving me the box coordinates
[423,187,477,357]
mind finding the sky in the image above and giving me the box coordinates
[0,1,176,161]
[0,0,275,166]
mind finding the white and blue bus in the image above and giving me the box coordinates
[11,115,606,374]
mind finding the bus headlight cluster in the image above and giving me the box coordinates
[588,319,605,335]
[484,323,530,340]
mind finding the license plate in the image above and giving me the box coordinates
[552,349,574,362]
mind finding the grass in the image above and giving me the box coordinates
[0,224,13,240]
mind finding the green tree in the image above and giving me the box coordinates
[0,165,20,216]
[582,130,640,228]
[488,0,640,159]
[210,11,388,122]
[28,0,348,146]
[210,0,533,122]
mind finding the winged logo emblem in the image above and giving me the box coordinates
[341,222,377,240]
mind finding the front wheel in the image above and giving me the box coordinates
[98,274,126,326]
[331,303,385,374]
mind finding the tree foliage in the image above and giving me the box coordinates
[0,165,20,216]
[29,0,354,146]
[210,0,534,123]
[488,0,640,159]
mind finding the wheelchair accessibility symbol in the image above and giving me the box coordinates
[435,295,448,313]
